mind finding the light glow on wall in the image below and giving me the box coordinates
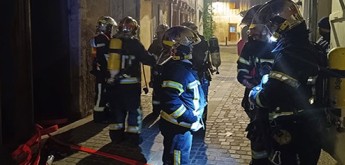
[212,1,243,42]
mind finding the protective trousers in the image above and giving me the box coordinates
[152,76,162,115]
[108,83,142,144]
[160,120,192,165]
[93,78,110,123]
[270,114,321,165]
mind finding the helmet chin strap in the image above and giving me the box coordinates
[271,19,290,41]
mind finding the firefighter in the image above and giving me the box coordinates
[181,21,214,127]
[157,26,206,165]
[107,16,156,146]
[237,23,275,165]
[249,0,325,164]
[236,4,274,120]
[144,23,169,124]
[316,16,330,55]
[237,5,262,56]
[89,16,117,123]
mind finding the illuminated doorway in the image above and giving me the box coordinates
[228,23,238,42]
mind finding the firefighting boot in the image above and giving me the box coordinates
[109,129,125,144]
[93,106,107,123]
[125,133,142,147]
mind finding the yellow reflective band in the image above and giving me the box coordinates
[255,91,266,108]
[163,40,175,47]
[269,71,300,88]
[252,150,269,159]
[109,123,124,130]
[237,69,250,74]
[171,54,192,60]
[162,80,184,94]
[174,150,181,165]
[96,43,106,47]
[254,58,274,64]
[94,83,102,110]
[127,126,140,133]
[238,57,251,65]
[152,100,160,105]
[249,24,257,29]
[160,111,192,128]
[93,106,104,112]
[170,104,187,118]
[187,80,199,89]
[269,111,294,120]
[279,20,290,32]
[119,77,139,84]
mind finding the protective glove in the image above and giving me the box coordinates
[248,85,262,106]
[191,120,203,132]
[193,110,201,117]
[260,74,269,86]
[107,77,115,84]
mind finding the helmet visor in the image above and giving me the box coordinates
[251,0,304,38]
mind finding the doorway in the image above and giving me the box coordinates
[228,23,238,42]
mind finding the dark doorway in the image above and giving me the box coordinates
[31,0,71,124]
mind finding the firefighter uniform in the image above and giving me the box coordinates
[148,38,162,116]
[107,16,156,145]
[159,60,206,164]
[157,26,205,165]
[193,34,212,126]
[181,21,213,127]
[249,1,325,164]
[90,33,110,110]
[236,23,275,164]
[237,38,275,119]
[90,16,116,123]
[316,17,331,55]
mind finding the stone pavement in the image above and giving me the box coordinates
[48,45,336,165]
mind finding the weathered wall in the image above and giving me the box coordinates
[140,0,153,48]
[140,0,153,89]
[77,0,140,117]
[78,0,113,118]
[74,0,199,117]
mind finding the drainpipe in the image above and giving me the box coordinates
[308,0,318,42]
[169,0,173,27]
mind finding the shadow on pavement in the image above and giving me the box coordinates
[140,115,162,164]
[191,129,208,165]
[40,121,109,162]
[76,142,147,165]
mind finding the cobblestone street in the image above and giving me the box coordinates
[50,45,336,165]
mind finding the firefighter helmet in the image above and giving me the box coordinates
[118,16,139,37]
[157,26,201,65]
[154,24,169,40]
[156,24,169,34]
[96,16,117,34]
[181,21,198,32]
[251,0,304,40]
[240,5,262,25]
